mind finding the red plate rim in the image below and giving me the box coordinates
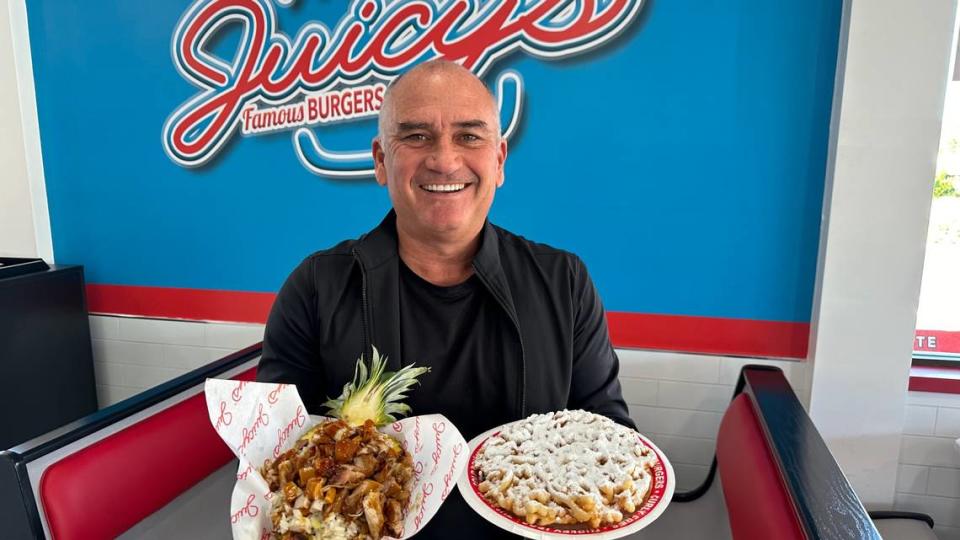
[464,430,672,535]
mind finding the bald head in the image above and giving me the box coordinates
[377,60,500,141]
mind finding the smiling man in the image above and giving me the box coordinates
[257,60,634,538]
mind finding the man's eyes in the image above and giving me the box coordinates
[398,132,484,144]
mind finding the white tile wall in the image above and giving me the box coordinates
[88,315,119,339]
[897,464,930,495]
[617,349,805,491]
[205,323,267,349]
[117,317,206,347]
[618,350,721,383]
[647,434,716,466]
[716,356,804,386]
[905,405,939,436]
[628,405,724,439]
[619,378,659,406]
[928,468,960,499]
[90,315,264,408]
[656,381,730,412]
[937,408,960,438]
[895,392,960,539]
[901,435,960,468]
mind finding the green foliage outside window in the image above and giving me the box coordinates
[934,170,958,198]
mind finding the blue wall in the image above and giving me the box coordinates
[27,0,842,323]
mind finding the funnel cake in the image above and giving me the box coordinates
[472,410,656,529]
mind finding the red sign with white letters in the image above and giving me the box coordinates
[914,330,960,356]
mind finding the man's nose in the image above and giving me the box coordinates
[425,139,461,174]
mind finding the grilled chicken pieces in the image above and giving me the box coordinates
[261,419,414,540]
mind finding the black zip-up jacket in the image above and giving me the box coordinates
[257,211,635,537]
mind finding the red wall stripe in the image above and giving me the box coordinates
[608,312,809,359]
[86,284,810,359]
[87,284,275,323]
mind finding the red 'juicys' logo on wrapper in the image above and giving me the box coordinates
[215,400,233,430]
[203,379,468,539]
[231,493,261,524]
[163,0,645,178]
[441,442,463,500]
[272,404,307,457]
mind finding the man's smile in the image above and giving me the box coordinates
[419,182,471,194]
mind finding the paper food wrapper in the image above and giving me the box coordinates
[205,379,468,539]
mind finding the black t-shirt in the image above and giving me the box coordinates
[398,260,518,538]
[398,260,517,441]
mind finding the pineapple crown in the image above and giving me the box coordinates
[323,346,430,427]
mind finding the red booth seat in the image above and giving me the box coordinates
[39,367,256,540]
[644,366,885,540]
[716,393,804,540]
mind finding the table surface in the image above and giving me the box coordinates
[114,463,731,539]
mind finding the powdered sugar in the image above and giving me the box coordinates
[472,410,657,528]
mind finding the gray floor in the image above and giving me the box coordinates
[119,461,236,539]
[628,479,732,540]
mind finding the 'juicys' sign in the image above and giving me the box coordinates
[163,0,645,178]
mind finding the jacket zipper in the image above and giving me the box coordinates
[473,268,526,417]
[352,248,372,360]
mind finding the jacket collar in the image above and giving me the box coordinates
[352,210,401,271]
[352,209,520,336]
[354,209,507,287]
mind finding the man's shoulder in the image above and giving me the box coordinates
[302,237,359,262]
[284,238,360,288]
[493,224,582,266]
[491,224,588,285]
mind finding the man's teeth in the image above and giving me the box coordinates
[422,183,467,193]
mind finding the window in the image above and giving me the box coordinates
[914,48,960,362]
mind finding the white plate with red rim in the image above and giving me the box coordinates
[456,422,675,539]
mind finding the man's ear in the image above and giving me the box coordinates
[496,137,508,188]
[372,137,387,186]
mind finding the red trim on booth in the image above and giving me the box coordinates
[86,284,810,358]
